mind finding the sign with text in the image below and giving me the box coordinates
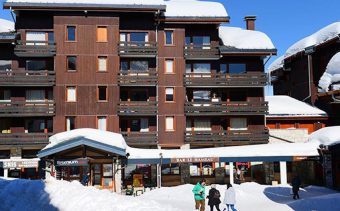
[0,160,39,169]
[56,159,88,167]
[171,157,219,164]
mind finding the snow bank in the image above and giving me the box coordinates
[286,22,340,58]
[307,126,340,146]
[265,95,327,117]
[0,18,14,33]
[268,55,284,73]
[318,52,340,92]
[219,26,275,49]
[44,128,127,150]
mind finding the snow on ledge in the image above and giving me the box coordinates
[0,18,14,33]
[318,52,340,92]
[5,0,165,6]
[267,55,284,73]
[307,126,340,146]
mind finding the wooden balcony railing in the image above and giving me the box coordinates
[185,129,269,145]
[184,44,220,60]
[117,101,157,116]
[0,70,55,86]
[15,40,56,57]
[0,100,55,117]
[117,69,157,86]
[0,132,52,146]
[121,131,158,146]
[185,101,268,115]
[184,72,267,87]
[118,41,157,57]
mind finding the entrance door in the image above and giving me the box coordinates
[91,163,114,189]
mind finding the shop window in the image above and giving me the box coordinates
[103,164,113,187]
[190,163,201,176]
[165,87,174,102]
[161,164,179,175]
[165,59,174,73]
[165,31,174,45]
[97,86,108,101]
[165,116,174,131]
[66,86,76,102]
[66,117,75,131]
[67,56,76,71]
[97,26,108,42]
[98,56,107,72]
[66,26,76,41]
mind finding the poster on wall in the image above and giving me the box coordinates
[190,165,199,176]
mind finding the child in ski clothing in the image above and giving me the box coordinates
[223,183,236,211]
[192,179,206,211]
[207,184,221,211]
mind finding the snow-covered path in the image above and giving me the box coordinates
[0,178,339,211]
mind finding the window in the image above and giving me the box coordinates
[194,119,211,131]
[165,31,173,45]
[130,32,148,43]
[66,86,76,102]
[193,36,210,48]
[66,26,76,41]
[165,59,174,73]
[220,64,227,74]
[26,32,46,44]
[26,60,47,71]
[98,56,107,72]
[230,118,247,130]
[66,117,75,131]
[98,86,108,101]
[131,61,148,71]
[97,116,107,131]
[67,56,76,71]
[161,164,179,175]
[193,63,211,73]
[0,89,10,101]
[165,116,174,131]
[26,90,45,102]
[165,88,174,102]
[229,64,246,74]
[193,90,211,102]
[97,26,108,42]
[0,60,11,70]
[0,150,10,159]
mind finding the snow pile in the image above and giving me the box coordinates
[164,0,228,18]
[318,52,340,92]
[219,26,275,49]
[0,18,14,33]
[44,128,127,150]
[286,22,340,58]
[265,95,327,117]
[5,0,165,6]
[268,55,284,73]
[307,126,340,146]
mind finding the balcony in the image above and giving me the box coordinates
[0,100,55,117]
[184,44,220,60]
[118,41,157,57]
[117,101,157,116]
[185,129,269,145]
[117,69,157,86]
[184,72,267,87]
[185,101,268,116]
[0,132,52,146]
[0,70,55,86]
[121,131,158,147]
[14,40,56,57]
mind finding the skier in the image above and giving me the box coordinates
[292,174,301,200]
[207,184,221,211]
[192,179,206,211]
[223,183,236,211]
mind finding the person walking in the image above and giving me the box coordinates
[207,184,221,211]
[223,183,236,211]
[192,179,206,211]
[292,174,301,200]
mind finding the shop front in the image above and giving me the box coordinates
[0,159,40,179]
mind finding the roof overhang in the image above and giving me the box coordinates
[38,137,126,158]
[220,47,277,56]
[159,16,230,24]
[266,115,328,120]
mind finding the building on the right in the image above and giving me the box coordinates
[268,22,340,125]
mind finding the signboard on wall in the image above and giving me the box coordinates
[0,160,39,169]
[171,157,219,164]
[56,159,88,167]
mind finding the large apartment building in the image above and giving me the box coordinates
[0,0,276,180]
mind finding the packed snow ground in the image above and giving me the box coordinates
[0,178,339,211]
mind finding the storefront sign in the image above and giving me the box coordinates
[56,159,88,167]
[293,156,320,161]
[171,157,219,164]
[0,160,39,169]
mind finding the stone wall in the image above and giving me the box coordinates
[269,129,309,144]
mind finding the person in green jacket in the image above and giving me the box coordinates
[192,179,206,211]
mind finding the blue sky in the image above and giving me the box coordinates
[0,0,339,94]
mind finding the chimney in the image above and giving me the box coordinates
[245,16,256,30]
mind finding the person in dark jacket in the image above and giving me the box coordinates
[292,174,301,200]
[207,184,221,211]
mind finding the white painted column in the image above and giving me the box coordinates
[229,162,234,184]
[3,168,8,178]
[280,161,287,185]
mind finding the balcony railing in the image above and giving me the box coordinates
[185,129,269,145]
[0,70,55,86]
[184,44,220,60]
[118,41,157,57]
[117,69,157,86]
[184,72,267,87]
[15,40,56,57]
[121,131,158,146]
[0,100,55,117]
[0,132,52,146]
[117,101,157,116]
[185,101,268,116]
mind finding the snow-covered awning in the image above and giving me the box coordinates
[318,52,340,93]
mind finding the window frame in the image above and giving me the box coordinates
[165,116,175,132]
[164,30,174,46]
[165,87,175,103]
[97,56,108,72]
[96,25,108,43]
[65,116,76,131]
[164,58,175,74]
[97,85,108,102]
[66,86,77,102]
[65,25,77,42]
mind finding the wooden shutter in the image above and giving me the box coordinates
[97,26,107,42]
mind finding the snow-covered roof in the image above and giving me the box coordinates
[318,52,340,92]
[219,26,275,50]
[265,95,327,117]
[307,126,340,146]
[267,55,284,73]
[0,19,14,33]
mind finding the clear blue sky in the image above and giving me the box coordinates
[0,0,339,94]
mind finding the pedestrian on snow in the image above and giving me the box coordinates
[82,172,89,186]
[207,184,221,211]
[223,183,236,211]
[292,174,301,200]
[192,179,206,211]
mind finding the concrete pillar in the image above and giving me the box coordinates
[280,161,287,185]
[229,162,234,184]
[4,168,8,178]
[156,164,161,188]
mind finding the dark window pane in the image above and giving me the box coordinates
[67,56,76,71]
[193,90,211,102]
[120,61,129,74]
[67,26,76,41]
[193,36,210,46]
[165,31,173,45]
[130,32,147,45]
[229,64,246,74]
[48,32,54,43]
[131,119,140,132]
[26,60,46,70]
[69,117,75,130]
[0,150,10,159]
[131,61,148,71]
[185,37,191,45]
[220,64,227,74]
[98,86,107,101]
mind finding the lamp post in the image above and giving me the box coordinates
[157,152,163,188]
